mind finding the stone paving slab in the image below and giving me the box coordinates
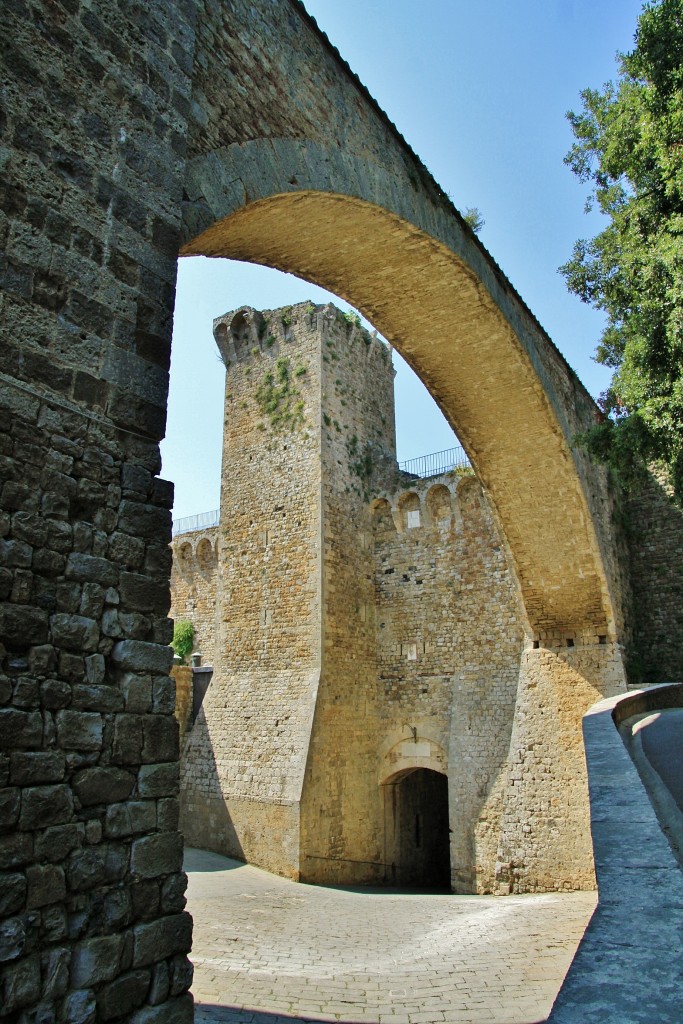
[185,848,595,1024]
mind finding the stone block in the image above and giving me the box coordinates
[80,583,105,619]
[137,763,179,799]
[72,766,136,806]
[65,551,118,587]
[129,993,194,1024]
[10,511,47,547]
[108,531,146,569]
[112,640,174,675]
[40,678,72,709]
[156,798,180,832]
[112,714,144,765]
[41,945,70,999]
[71,682,122,712]
[120,673,152,713]
[49,613,99,653]
[152,674,176,714]
[117,501,171,543]
[130,832,183,879]
[147,960,169,1004]
[70,933,124,987]
[0,536,32,567]
[28,644,57,675]
[0,603,48,645]
[142,714,178,763]
[34,824,84,863]
[0,787,20,832]
[9,751,65,785]
[55,710,102,750]
[0,872,27,916]
[160,873,187,914]
[120,571,170,614]
[84,653,105,686]
[19,784,73,830]
[26,863,66,909]
[0,832,32,869]
[169,953,194,996]
[97,968,150,1020]
[132,912,192,967]
[105,800,156,838]
[0,708,43,748]
[0,917,26,963]
[62,988,97,1024]
[0,951,40,1012]
[41,904,68,944]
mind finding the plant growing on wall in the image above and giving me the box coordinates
[254,357,306,431]
[172,620,194,663]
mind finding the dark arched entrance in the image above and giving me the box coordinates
[383,768,450,891]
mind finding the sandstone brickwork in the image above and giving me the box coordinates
[177,303,618,894]
[170,529,218,670]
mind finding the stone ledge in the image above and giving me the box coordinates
[549,683,683,1023]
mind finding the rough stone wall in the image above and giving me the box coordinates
[299,308,397,885]
[179,303,324,878]
[0,1,195,1020]
[169,527,219,669]
[625,473,683,686]
[369,474,526,893]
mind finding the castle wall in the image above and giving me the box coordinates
[179,304,324,878]
[169,528,219,669]
[299,308,397,885]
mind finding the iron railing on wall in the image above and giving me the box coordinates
[172,508,219,537]
[398,445,470,479]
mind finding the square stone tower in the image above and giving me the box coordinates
[179,302,397,879]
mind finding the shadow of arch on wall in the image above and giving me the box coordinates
[180,138,619,643]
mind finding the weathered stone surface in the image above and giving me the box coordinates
[97,968,150,1020]
[0,872,27,916]
[130,832,183,879]
[72,767,136,807]
[26,863,66,909]
[132,912,193,967]
[111,640,174,675]
[105,800,156,839]
[0,951,41,1012]
[129,992,194,1023]
[137,763,179,799]
[9,751,65,786]
[65,552,118,587]
[0,916,26,963]
[55,710,103,751]
[0,709,43,749]
[19,785,73,830]
[70,933,124,987]
[62,988,97,1024]
[50,613,99,653]
[0,603,48,645]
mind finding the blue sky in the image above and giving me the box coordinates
[163,0,645,521]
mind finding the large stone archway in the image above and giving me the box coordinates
[0,0,636,1019]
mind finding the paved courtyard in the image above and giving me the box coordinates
[185,848,596,1024]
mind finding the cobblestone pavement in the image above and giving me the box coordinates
[185,848,596,1024]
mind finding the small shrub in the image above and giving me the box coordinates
[172,621,194,663]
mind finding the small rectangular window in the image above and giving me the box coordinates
[406,509,420,529]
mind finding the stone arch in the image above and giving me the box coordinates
[425,483,452,528]
[397,491,422,533]
[181,139,622,643]
[370,497,396,543]
[178,541,193,572]
[196,537,215,571]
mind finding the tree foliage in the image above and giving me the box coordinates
[561,0,683,500]
[172,620,194,663]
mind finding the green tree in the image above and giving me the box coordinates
[172,620,194,663]
[561,0,683,500]
[463,207,485,233]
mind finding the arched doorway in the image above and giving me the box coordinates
[383,768,451,892]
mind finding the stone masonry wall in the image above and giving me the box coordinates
[0,1,195,1020]
[179,303,325,878]
[170,527,218,670]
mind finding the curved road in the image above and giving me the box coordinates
[185,848,596,1024]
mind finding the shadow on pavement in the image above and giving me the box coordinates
[194,1005,546,1024]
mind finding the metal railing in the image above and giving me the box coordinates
[172,508,219,537]
[398,445,470,479]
